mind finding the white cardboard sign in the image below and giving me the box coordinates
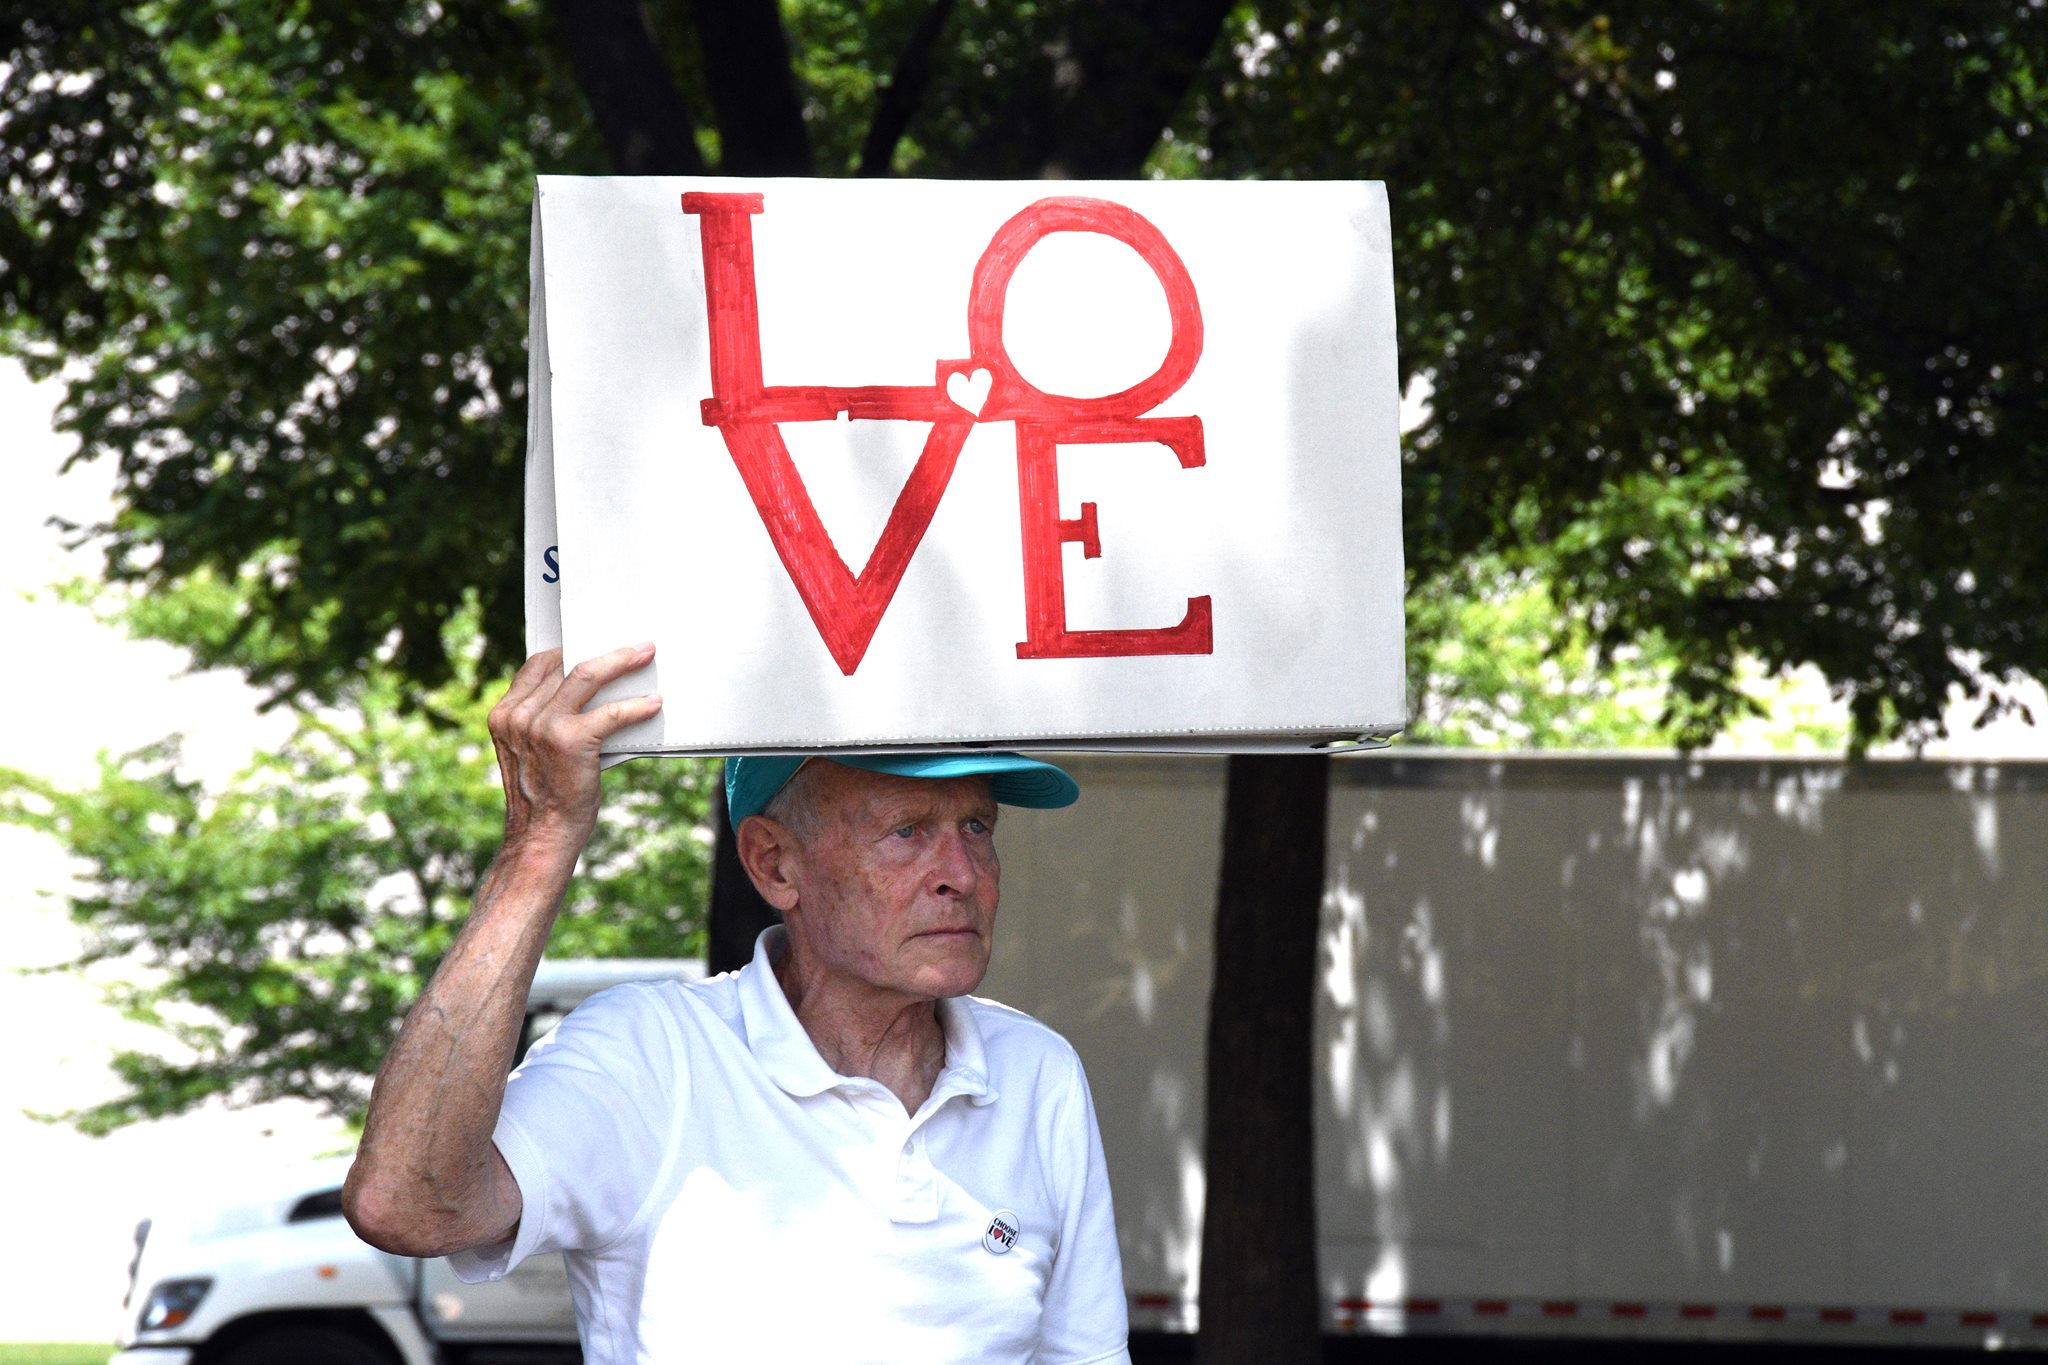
[527,176,1405,755]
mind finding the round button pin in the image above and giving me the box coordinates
[983,1209,1020,1255]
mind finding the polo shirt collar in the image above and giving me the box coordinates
[935,994,997,1107]
[739,927,998,1107]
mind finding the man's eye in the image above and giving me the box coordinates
[892,824,917,839]
[965,818,991,835]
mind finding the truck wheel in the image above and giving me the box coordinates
[215,1324,396,1365]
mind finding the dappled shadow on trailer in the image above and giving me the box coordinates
[987,754,2048,1351]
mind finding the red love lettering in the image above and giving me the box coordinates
[682,191,1213,674]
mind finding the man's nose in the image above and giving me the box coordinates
[928,829,983,897]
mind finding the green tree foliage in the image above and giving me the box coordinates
[1194,1,2048,744]
[1405,456,1839,749]
[1,1,603,695]
[8,3,2041,741]
[0,0,1237,698]
[1,579,715,1132]
[1407,552,1850,751]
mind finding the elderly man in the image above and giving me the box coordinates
[343,644,1129,1363]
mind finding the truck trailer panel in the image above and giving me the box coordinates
[981,753,2048,1348]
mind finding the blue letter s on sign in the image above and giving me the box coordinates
[541,546,560,584]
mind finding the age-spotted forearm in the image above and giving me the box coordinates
[343,833,579,1256]
[343,644,661,1257]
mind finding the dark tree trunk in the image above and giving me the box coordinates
[693,0,814,175]
[1196,755,1328,1365]
[706,764,781,973]
[546,0,704,175]
[961,0,1238,178]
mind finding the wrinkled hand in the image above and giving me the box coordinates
[487,644,662,856]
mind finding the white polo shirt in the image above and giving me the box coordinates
[450,929,1130,1364]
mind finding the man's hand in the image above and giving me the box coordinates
[488,643,662,855]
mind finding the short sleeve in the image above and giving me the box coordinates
[1035,1051,1131,1365]
[447,982,681,1282]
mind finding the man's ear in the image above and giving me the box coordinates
[735,814,802,913]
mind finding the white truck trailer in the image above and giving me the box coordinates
[112,754,2048,1357]
[982,753,2048,1351]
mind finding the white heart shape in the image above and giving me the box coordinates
[945,367,992,417]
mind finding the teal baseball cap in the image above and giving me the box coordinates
[726,753,1079,829]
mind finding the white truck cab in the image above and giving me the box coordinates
[111,958,703,1365]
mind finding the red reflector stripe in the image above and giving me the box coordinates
[1134,1293,1171,1309]
[1328,1297,1444,1316]
[1312,1294,2028,1330]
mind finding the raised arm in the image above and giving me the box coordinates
[342,643,661,1258]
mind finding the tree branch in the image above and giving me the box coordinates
[856,0,961,177]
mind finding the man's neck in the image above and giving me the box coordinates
[773,949,947,1114]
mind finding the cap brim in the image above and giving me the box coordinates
[726,752,1079,828]
[830,752,1080,812]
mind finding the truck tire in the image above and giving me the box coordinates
[214,1323,397,1365]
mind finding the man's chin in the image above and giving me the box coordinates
[906,936,990,998]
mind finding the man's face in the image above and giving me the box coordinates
[777,762,1002,1005]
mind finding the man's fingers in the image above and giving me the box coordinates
[586,693,664,740]
[552,641,657,713]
